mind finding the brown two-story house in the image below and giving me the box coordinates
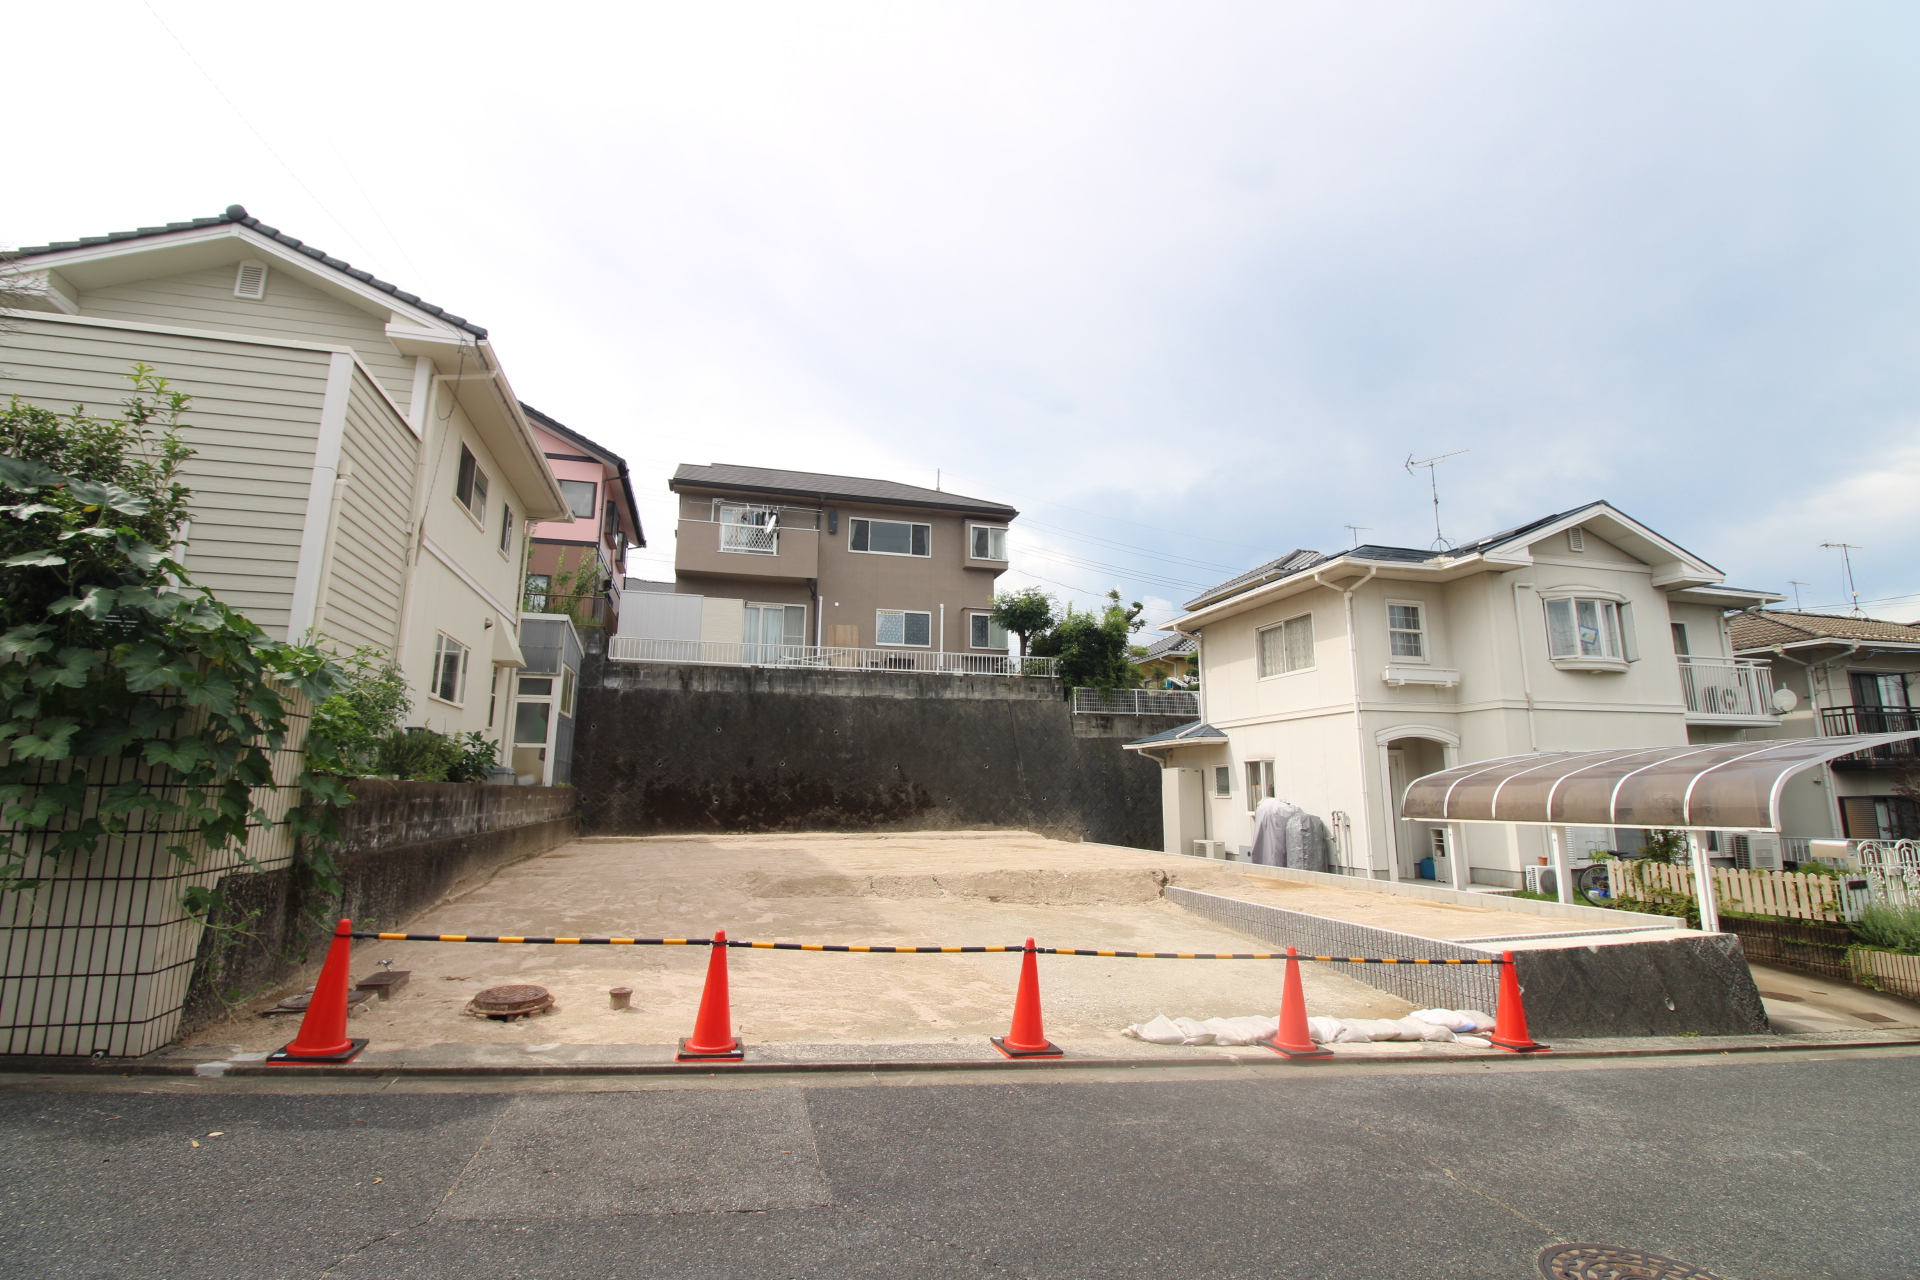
[632,463,1017,659]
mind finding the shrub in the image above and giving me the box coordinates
[308,646,410,776]
[1853,903,1920,956]
[375,729,464,782]
[445,731,499,783]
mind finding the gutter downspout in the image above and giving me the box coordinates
[1511,581,1538,753]
[1314,566,1379,878]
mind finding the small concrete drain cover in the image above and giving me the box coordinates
[1538,1244,1724,1280]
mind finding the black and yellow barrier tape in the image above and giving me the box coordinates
[348,933,1504,962]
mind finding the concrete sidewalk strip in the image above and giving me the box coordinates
[435,1091,831,1219]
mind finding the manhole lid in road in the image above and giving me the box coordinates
[466,984,556,1019]
[1538,1244,1725,1280]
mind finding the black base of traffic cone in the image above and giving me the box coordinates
[676,1037,744,1061]
[990,1036,1063,1059]
[267,1038,367,1064]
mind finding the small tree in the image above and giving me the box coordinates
[990,586,1055,655]
[1030,590,1145,690]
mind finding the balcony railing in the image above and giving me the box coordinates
[1677,655,1775,719]
[607,635,1059,678]
[1821,705,1920,766]
[1071,688,1201,717]
[719,521,778,555]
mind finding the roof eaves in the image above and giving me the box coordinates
[9,204,490,340]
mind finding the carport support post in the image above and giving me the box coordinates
[1550,826,1574,905]
[1688,832,1721,933]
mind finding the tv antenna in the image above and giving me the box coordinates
[1787,580,1809,611]
[1819,543,1863,614]
[1343,524,1373,548]
[1404,450,1467,550]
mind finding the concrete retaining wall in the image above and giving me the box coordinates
[1166,886,1770,1038]
[178,782,576,1034]
[570,648,1164,849]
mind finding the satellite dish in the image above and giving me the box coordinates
[1771,687,1799,714]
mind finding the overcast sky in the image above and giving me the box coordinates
[8,2,1917,627]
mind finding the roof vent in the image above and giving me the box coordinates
[234,259,268,300]
[1567,526,1585,552]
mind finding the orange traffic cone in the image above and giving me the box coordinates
[1268,946,1332,1059]
[1488,950,1547,1052]
[677,929,744,1061]
[268,919,368,1064]
[991,938,1062,1058]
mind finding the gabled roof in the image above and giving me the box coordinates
[9,204,488,338]
[671,463,1017,517]
[521,403,645,549]
[1731,610,1920,652]
[1178,501,1758,619]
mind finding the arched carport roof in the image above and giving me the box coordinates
[1400,734,1920,832]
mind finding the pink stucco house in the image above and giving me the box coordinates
[520,404,644,632]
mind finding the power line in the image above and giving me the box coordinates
[139,2,393,277]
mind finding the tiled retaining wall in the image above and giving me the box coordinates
[1167,886,1770,1038]
[1164,887,1500,1012]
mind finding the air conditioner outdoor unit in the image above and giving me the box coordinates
[1192,839,1225,860]
[1747,835,1781,871]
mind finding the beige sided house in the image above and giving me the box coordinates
[1730,611,1920,843]
[1128,502,1786,888]
[616,464,1020,670]
[2,205,572,753]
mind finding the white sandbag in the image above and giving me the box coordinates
[1456,1035,1492,1048]
[1460,1010,1496,1031]
[1306,1016,1353,1043]
[1343,1017,1415,1040]
[1123,1014,1280,1046]
[1123,1015,1190,1045]
[1409,1008,1479,1032]
[1394,1017,1456,1042]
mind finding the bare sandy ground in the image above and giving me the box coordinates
[193,831,1557,1054]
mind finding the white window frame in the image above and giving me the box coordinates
[431,632,470,707]
[967,611,1008,651]
[1386,600,1428,663]
[1213,765,1232,798]
[455,445,488,527]
[1244,760,1275,812]
[1541,590,1630,670]
[499,504,515,557]
[850,517,931,558]
[876,608,933,648]
[1256,612,1315,679]
[969,524,1008,562]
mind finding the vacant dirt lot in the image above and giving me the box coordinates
[192,831,1548,1055]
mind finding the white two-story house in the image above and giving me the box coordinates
[3,205,574,761]
[1128,502,1785,889]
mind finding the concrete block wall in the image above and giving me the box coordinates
[570,646,1165,848]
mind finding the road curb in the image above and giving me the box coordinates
[5,1034,1916,1079]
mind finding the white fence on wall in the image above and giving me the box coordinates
[1071,688,1202,717]
[606,635,1059,678]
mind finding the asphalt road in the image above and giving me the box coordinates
[2,1050,1915,1280]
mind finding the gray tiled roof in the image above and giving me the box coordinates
[1124,720,1227,749]
[8,204,488,339]
[671,463,1017,517]
[1136,633,1197,662]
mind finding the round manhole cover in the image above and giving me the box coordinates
[1538,1244,1725,1280]
[466,984,555,1019]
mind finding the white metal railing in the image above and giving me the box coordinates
[718,521,778,555]
[1677,655,1775,718]
[607,634,1059,678]
[1859,839,1920,908]
[1071,687,1201,717]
